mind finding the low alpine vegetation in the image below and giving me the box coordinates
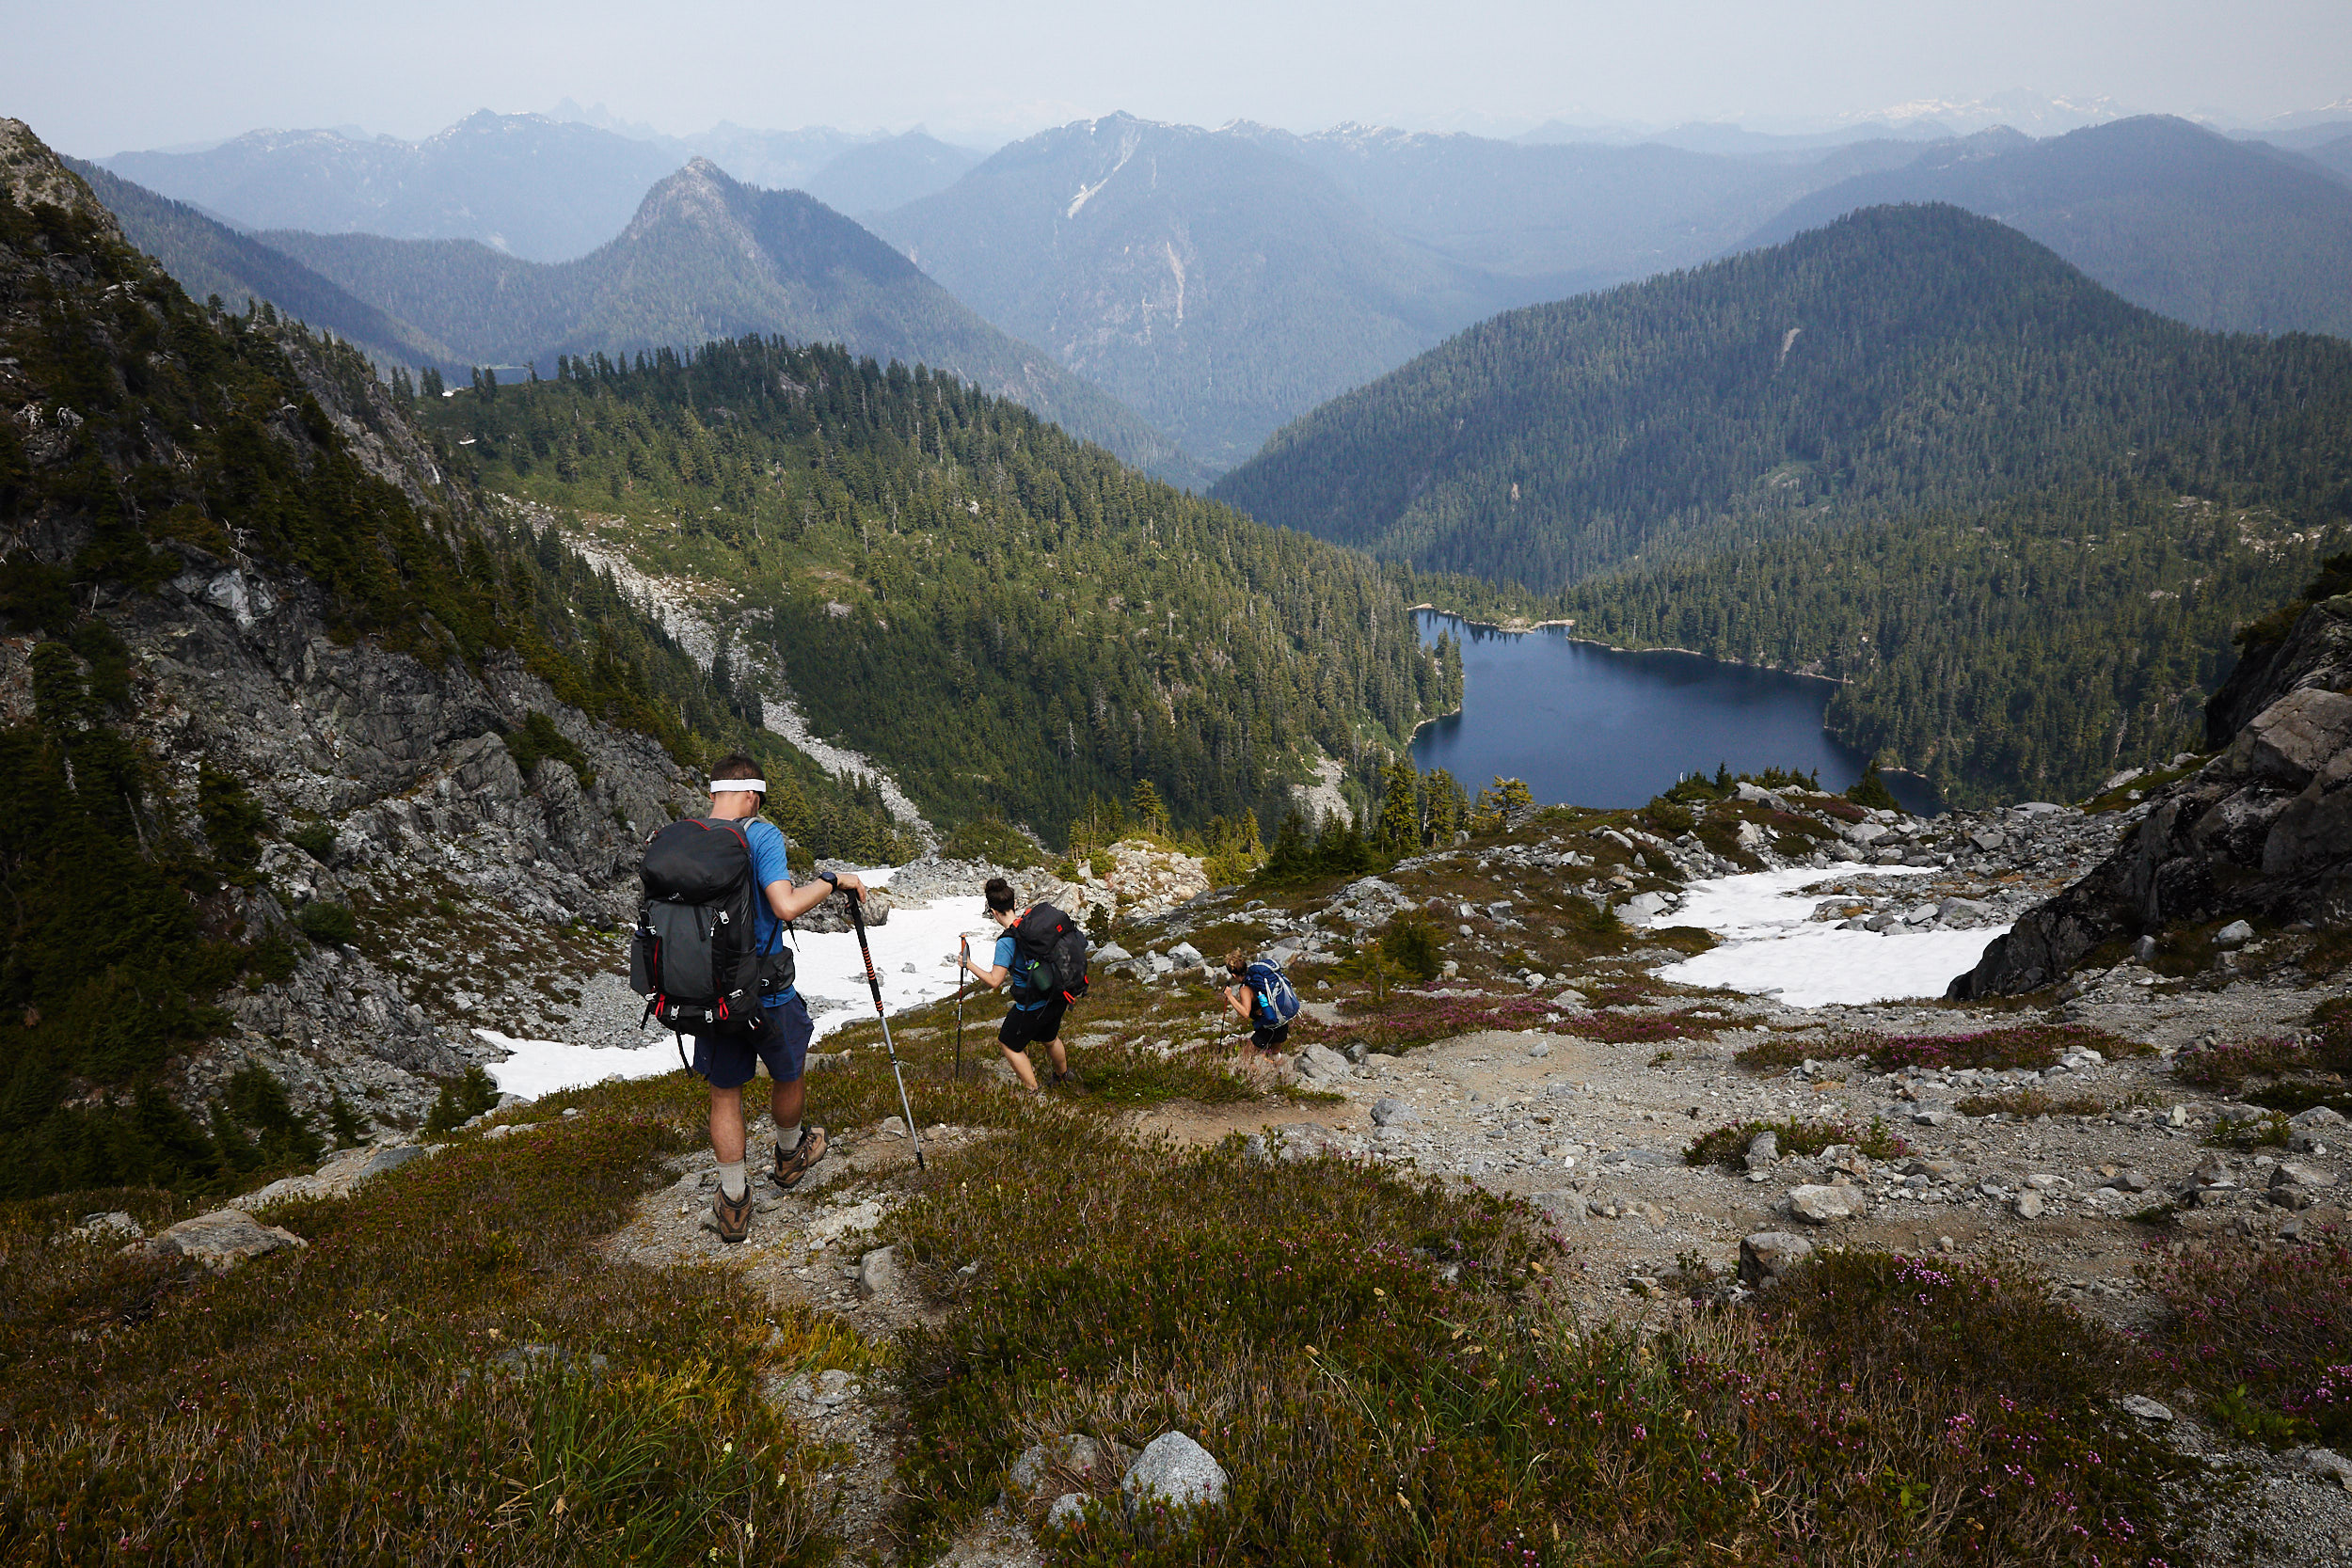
[1683,1115,1910,1168]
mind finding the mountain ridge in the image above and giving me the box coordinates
[1741,116,2352,339]
[253,158,1201,482]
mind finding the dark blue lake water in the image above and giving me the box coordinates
[1411,613,1941,815]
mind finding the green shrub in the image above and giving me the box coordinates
[286,821,337,862]
[197,762,268,871]
[501,709,596,788]
[423,1065,502,1135]
[1845,759,1901,812]
[939,814,1044,868]
[1376,910,1443,982]
[1639,797,1694,834]
[293,901,358,946]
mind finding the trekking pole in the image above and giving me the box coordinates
[954,936,968,1084]
[849,892,925,1171]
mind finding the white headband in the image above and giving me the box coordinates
[710,778,768,793]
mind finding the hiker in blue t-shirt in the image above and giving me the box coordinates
[700,756,864,1240]
[952,876,1074,1091]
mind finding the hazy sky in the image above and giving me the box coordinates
[8,0,2348,155]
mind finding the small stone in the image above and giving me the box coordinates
[1370,1098,1417,1127]
[2014,1191,2045,1220]
[72,1212,143,1242]
[2214,920,2254,949]
[1294,1044,1351,1081]
[1744,1130,1779,1171]
[1788,1184,1866,1224]
[1046,1493,1089,1528]
[2120,1395,2173,1422]
[1121,1431,1228,1519]
[1739,1230,1813,1288]
[881,1115,909,1138]
[2168,1104,2191,1128]
[2132,934,2158,963]
[855,1245,899,1296]
[2298,1447,2352,1488]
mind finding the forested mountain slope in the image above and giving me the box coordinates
[1219,205,2352,805]
[421,336,1457,840]
[261,160,1199,483]
[871,114,1528,471]
[0,118,908,1197]
[1743,117,2352,339]
[61,157,461,372]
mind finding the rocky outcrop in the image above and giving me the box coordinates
[1952,594,2352,996]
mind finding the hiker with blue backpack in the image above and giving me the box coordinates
[630,754,863,1244]
[1223,948,1302,1066]
[952,877,1089,1091]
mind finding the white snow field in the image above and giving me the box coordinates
[481,868,999,1100]
[1657,866,2009,1009]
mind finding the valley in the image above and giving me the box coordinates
[8,40,2352,1568]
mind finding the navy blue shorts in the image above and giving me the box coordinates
[691,992,814,1090]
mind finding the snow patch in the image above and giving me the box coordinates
[480,868,1002,1100]
[1658,866,2006,1008]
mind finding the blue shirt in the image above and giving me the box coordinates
[740,817,796,1000]
[995,930,1046,1010]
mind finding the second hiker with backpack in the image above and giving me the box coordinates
[1224,947,1302,1068]
[953,877,1089,1090]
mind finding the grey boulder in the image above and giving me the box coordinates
[1370,1097,1416,1127]
[1786,1185,1866,1225]
[130,1209,307,1271]
[1739,1231,1813,1288]
[1294,1044,1351,1082]
[1121,1431,1228,1520]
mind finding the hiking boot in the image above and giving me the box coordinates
[1050,1068,1080,1090]
[707,1180,754,1244]
[771,1126,828,1190]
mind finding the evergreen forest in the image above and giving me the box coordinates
[421,338,1461,847]
[1219,204,2352,802]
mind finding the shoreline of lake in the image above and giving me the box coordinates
[1410,610,1944,814]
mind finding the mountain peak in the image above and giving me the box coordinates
[0,119,123,241]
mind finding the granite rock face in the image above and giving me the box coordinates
[1953,594,2352,996]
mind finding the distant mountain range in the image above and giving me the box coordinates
[100,111,982,262]
[63,157,460,370]
[871,115,1540,470]
[868,113,1918,469]
[83,156,1194,482]
[1741,116,2352,339]
[1212,202,2352,592]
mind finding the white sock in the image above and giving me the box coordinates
[776,1124,803,1153]
[718,1160,747,1200]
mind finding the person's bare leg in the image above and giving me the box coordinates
[1000,1043,1040,1090]
[1046,1038,1070,1078]
[771,1077,806,1133]
[709,1085,746,1163]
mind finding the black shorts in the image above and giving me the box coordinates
[690,992,814,1089]
[1251,1022,1291,1053]
[1000,998,1068,1053]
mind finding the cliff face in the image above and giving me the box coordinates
[1950,594,2352,996]
[1,118,707,1151]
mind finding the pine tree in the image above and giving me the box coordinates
[1376,755,1418,853]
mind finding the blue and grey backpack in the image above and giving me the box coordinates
[1244,959,1301,1027]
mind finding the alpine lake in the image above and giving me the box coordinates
[1412,611,1943,816]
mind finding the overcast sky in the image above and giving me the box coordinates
[8,0,2348,156]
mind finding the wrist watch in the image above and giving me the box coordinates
[817,870,839,887]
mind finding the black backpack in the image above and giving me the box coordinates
[628,817,792,1058]
[1009,903,1089,1005]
